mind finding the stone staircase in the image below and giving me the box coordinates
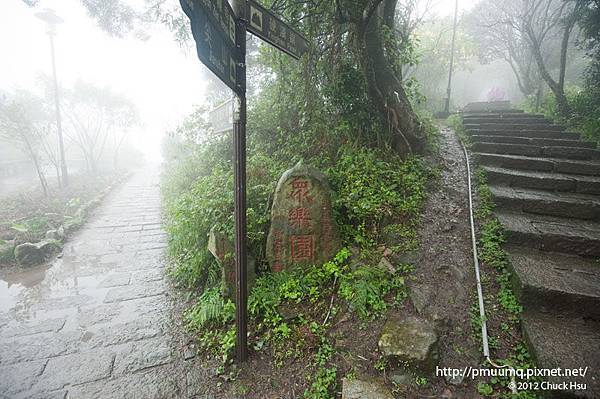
[462,108,600,398]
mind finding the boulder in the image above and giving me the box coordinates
[390,373,412,386]
[14,239,61,266]
[341,378,393,399]
[38,239,61,254]
[14,243,44,266]
[395,250,419,266]
[378,316,438,374]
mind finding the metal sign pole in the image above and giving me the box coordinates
[233,0,248,363]
[181,0,308,365]
[444,0,459,115]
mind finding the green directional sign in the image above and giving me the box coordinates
[246,0,309,60]
[180,0,244,95]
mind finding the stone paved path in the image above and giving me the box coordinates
[0,166,202,399]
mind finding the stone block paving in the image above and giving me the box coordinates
[0,166,211,399]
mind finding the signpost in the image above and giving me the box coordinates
[180,0,309,363]
[245,0,309,60]
[180,0,243,95]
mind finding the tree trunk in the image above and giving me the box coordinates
[525,13,575,118]
[24,138,48,197]
[356,0,426,158]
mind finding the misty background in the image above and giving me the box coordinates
[0,0,588,196]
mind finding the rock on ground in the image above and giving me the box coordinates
[342,378,394,399]
[378,316,438,373]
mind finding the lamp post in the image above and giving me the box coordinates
[35,8,68,187]
[443,0,459,116]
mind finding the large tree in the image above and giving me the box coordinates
[466,1,541,99]
[350,0,427,155]
[467,0,581,117]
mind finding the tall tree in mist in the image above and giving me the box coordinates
[0,91,51,195]
[63,81,138,174]
[467,1,541,99]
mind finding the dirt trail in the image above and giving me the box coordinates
[402,125,482,397]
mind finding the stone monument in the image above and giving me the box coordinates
[266,162,341,272]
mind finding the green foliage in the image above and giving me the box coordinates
[163,146,283,288]
[219,327,237,365]
[477,382,494,396]
[472,168,539,397]
[163,164,232,289]
[329,147,428,248]
[248,248,350,327]
[522,85,600,144]
[414,376,428,387]
[163,127,431,289]
[185,287,235,330]
[304,341,337,399]
[321,60,379,138]
[339,266,406,320]
[570,83,600,143]
[192,247,410,375]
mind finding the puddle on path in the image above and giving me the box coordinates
[0,241,118,325]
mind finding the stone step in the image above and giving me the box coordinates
[463,112,540,119]
[473,143,600,160]
[521,312,600,398]
[464,117,548,124]
[467,129,580,140]
[465,123,564,131]
[483,166,600,195]
[507,245,600,319]
[471,135,596,149]
[475,153,600,176]
[496,211,600,257]
[461,101,514,113]
[491,186,600,221]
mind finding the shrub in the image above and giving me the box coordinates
[329,146,428,249]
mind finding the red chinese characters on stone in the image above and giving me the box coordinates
[290,234,314,262]
[273,231,284,272]
[288,207,312,229]
[287,177,313,205]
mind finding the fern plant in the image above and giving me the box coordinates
[185,287,235,330]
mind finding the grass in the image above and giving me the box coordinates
[472,167,537,399]
[449,115,538,398]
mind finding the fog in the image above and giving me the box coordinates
[1,0,209,162]
[0,0,480,166]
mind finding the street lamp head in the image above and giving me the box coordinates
[35,8,64,35]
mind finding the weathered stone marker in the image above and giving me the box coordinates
[208,227,256,301]
[266,162,341,272]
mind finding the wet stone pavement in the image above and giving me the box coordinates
[0,167,209,399]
